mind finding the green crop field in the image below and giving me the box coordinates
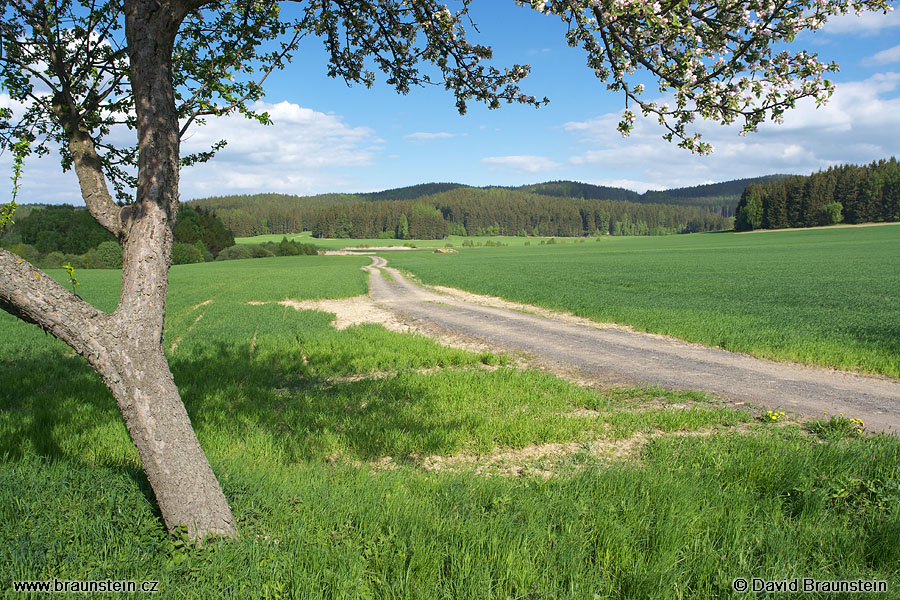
[2,255,899,598]
[388,224,900,378]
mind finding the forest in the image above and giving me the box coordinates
[190,187,732,239]
[735,158,900,231]
[0,205,238,268]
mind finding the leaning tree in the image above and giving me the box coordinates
[0,0,890,540]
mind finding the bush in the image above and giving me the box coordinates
[4,243,40,264]
[216,244,274,261]
[96,241,123,268]
[63,253,86,269]
[41,251,65,269]
[172,242,205,265]
[820,202,844,226]
[195,241,214,262]
[278,237,300,256]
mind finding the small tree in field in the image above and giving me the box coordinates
[0,0,891,540]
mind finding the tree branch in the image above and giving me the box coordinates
[0,249,113,361]
[49,99,125,237]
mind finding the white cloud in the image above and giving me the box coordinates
[864,43,900,66]
[482,155,561,173]
[564,73,900,189]
[583,178,668,194]
[179,101,380,198]
[2,99,380,203]
[404,131,457,141]
[821,8,900,35]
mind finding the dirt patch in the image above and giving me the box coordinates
[355,427,752,478]
[192,299,213,311]
[323,247,416,255]
[247,294,510,357]
[276,297,418,333]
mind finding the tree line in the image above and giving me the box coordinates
[735,158,900,231]
[190,187,732,239]
[0,205,237,268]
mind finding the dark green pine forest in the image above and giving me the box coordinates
[190,184,737,239]
[735,158,900,231]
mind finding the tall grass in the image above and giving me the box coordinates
[1,254,898,598]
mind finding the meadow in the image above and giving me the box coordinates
[2,254,899,598]
[388,224,900,378]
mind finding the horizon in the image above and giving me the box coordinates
[10,172,799,205]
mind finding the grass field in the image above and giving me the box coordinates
[235,231,585,249]
[387,225,900,378]
[2,255,899,598]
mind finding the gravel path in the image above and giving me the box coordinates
[367,256,900,434]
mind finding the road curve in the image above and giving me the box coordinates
[367,255,900,434]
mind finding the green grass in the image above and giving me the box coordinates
[388,225,900,377]
[2,255,899,598]
[236,231,585,249]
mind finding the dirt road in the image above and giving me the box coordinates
[366,256,900,433]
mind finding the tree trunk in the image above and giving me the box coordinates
[0,0,237,541]
[0,249,236,540]
[91,334,236,539]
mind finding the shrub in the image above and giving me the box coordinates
[172,242,205,265]
[96,241,123,268]
[821,202,844,226]
[216,244,274,261]
[278,236,300,256]
[250,245,275,258]
[63,253,86,269]
[195,241,213,262]
[4,243,40,264]
[41,251,65,269]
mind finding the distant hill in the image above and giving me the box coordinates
[188,184,731,238]
[186,174,792,236]
[646,175,790,200]
[513,176,790,218]
[357,182,467,202]
[512,181,641,203]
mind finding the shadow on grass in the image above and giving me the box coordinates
[1,341,494,468]
[174,343,491,460]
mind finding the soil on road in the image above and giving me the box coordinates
[365,255,900,434]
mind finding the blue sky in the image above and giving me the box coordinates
[4,4,900,203]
